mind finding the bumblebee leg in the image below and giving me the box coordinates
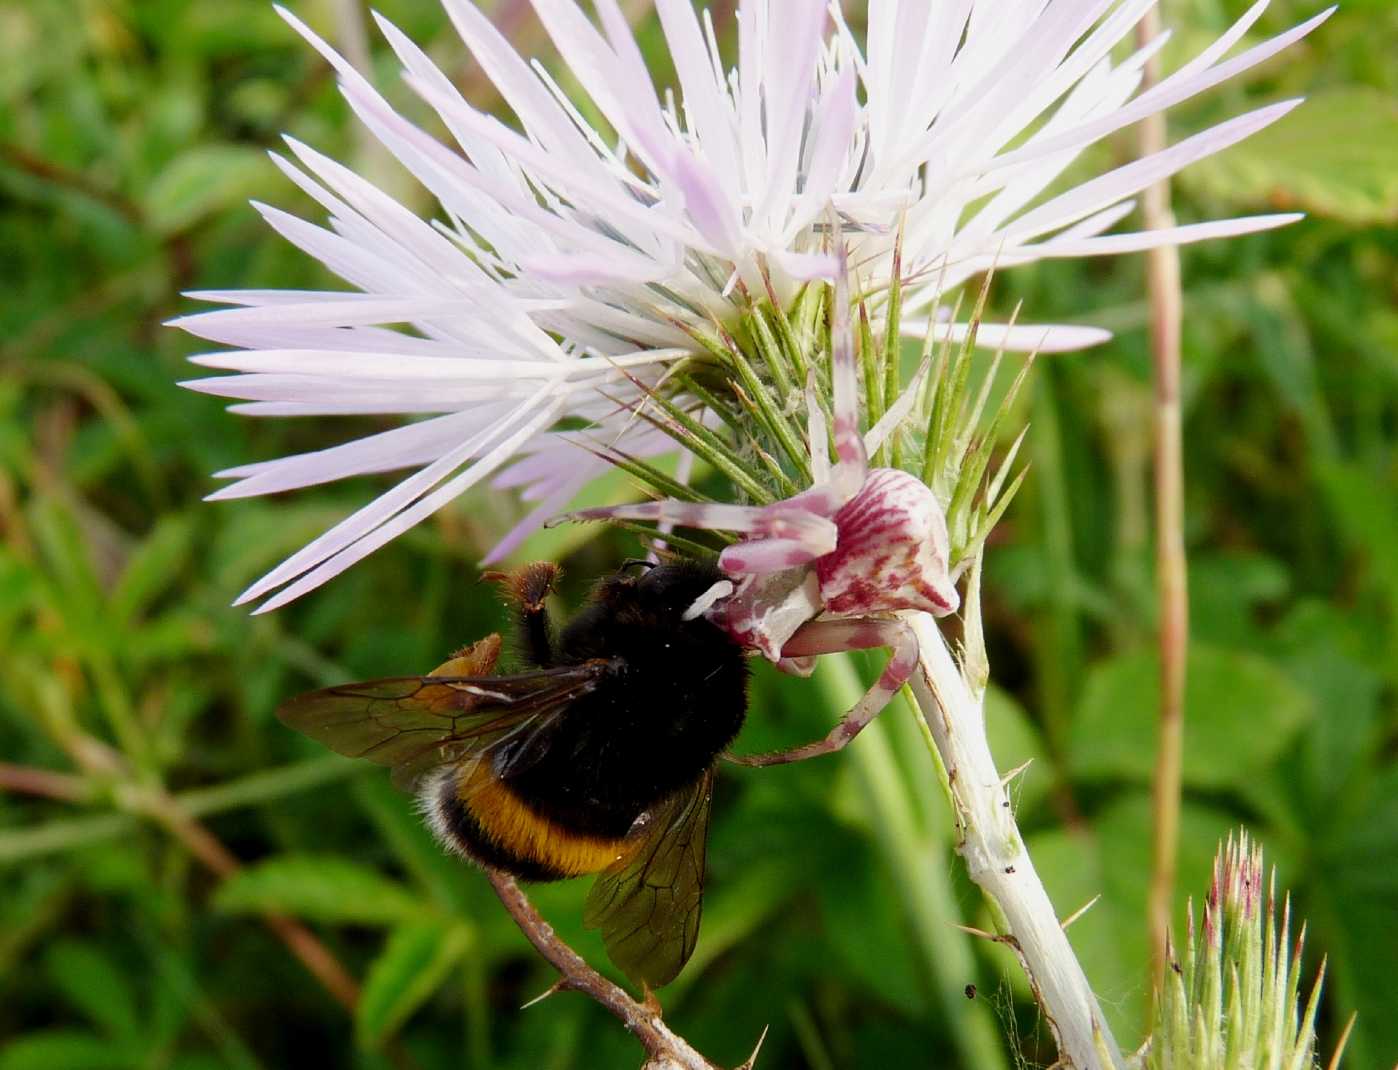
[485,562,560,667]
[726,618,917,767]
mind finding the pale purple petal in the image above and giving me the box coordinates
[250,392,567,612]
[905,320,1114,354]
[175,0,1325,612]
[209,410,491,498]
[1001,100,1303,245]
[770,249,840,281]
[1032,213,1304,257]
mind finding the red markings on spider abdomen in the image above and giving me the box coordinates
[816,467,958,616]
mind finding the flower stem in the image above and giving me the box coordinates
[1136,5,1188,1008]
[907,612,1121,1069]
[484,869,725,1070]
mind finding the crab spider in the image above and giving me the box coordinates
[567,253,961,767]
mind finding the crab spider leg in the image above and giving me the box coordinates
[568,499,771,531]
[714,495,861,570]
[719,536,831,575]
[572,497,843,575]
[714,500,855,573]
[727,617,918,767]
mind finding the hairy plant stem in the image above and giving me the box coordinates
[907,611,1121,1069]
[1136,6,1188,1006]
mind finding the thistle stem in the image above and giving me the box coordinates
[1136,6,1188,1005]
[907,613,1121,1069]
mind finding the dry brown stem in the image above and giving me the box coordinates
[1136,7,1189,1006]
[485,868,728,1070]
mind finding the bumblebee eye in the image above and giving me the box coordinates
[617,558,656,575]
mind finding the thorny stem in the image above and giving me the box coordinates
[908,612,1121,1070]
[484,869,726,1070]
[1137,5,1188,1006]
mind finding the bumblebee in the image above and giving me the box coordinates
[277,560,749,988]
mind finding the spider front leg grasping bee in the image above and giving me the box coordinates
[567,254,961,768]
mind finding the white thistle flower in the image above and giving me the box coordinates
[172,0,1331,612]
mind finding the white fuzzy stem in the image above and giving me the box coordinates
[908,612,1122,1069]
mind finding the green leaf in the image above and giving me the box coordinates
[1183,87,1398,225]
[0,1031,135,1070]
[175,4,299,57]
[1308,768,1398,1068]
[1270,602,1384,818]
[213,855,428,926]
[356,921,473,1048]
[28,497,104,632]
[109,516,195,625]
[143,145,272,235]
[671,852,807,1000]
[817,837,922,1017]
[1318,461,1398,623]
[1070,645,1313,788]
[1188,551,1290,647]
[43,942,139,1042]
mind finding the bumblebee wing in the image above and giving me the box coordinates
[583,769,714,989]
[276,661,610,790]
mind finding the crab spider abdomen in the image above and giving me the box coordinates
[813,467,959,618]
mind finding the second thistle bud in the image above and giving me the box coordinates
[1145,830,1343,1070]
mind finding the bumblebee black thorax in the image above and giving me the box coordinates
[428,562,748,880]
[505,562,748,840]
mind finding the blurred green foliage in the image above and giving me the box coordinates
[1,1,1395,1067]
